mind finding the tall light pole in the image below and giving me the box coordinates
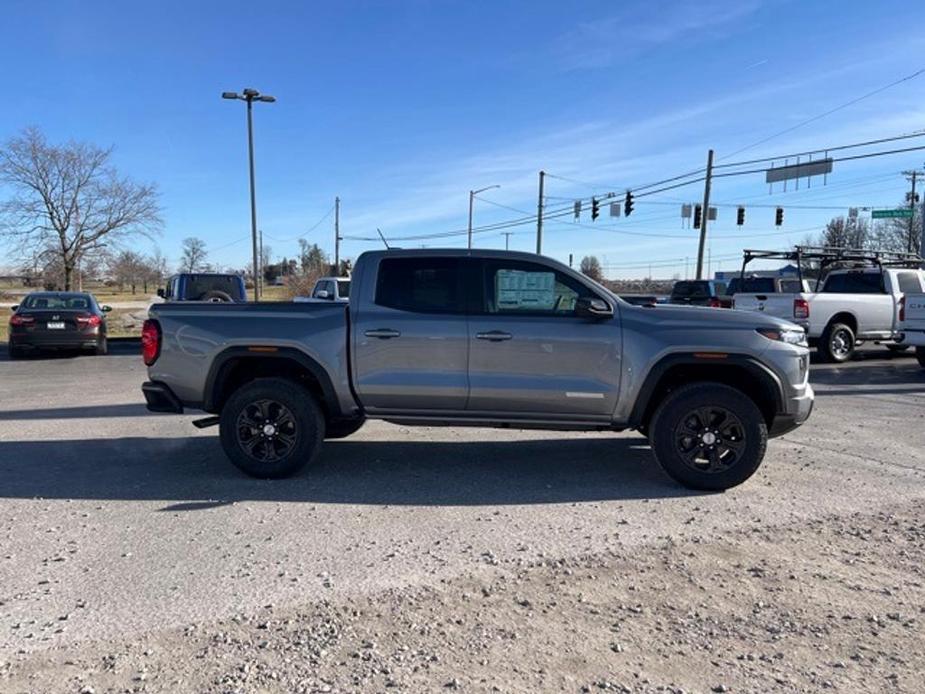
[222,88,276,301]
[468,184,500,249]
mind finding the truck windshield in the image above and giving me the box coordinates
[671,281,712,299]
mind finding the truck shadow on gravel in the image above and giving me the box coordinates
[0,435,696,505]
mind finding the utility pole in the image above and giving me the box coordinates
[695,149,714,279]
[536,170,545,255]
[258,228,264,297]
[904,170,919,253]
[502,232,513,250]
[334,196,341,274]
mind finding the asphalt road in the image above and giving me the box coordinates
[0,342,923,658]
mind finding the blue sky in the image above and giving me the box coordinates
[2,0,925,278]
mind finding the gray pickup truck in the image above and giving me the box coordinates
[141,249,814,490]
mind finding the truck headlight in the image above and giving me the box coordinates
[756,327,808,347]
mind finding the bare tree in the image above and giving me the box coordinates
[179,237,208,273]
[816,216,869,249]
[108,250,147,294]
[580,255,603,282]
[0,127,162,290]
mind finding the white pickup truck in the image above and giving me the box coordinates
[734,266,925,362]
[899,292,925,368]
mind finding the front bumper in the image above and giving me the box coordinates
[142,381,184,414]
[769,381,814,437]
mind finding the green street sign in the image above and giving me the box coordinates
[872,208,914,219]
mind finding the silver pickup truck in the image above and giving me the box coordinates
[141,249,814,491]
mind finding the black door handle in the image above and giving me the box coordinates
[365,329,401,339]
[476,330,513,342]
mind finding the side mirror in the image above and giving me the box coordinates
[10,305,19,312]
[316,290,330,299]
[156,288,166,298]
[101,305,113,313]
[576,297,614,319]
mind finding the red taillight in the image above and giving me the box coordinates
[75,314,102,328]
[708,297,722,308]
[9,314,35,327]
[141,319,161,366]
[793,298,810,320]
[899,295,906,323]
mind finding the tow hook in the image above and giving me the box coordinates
[192,416,221,429]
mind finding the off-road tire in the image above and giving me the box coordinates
[325,418,366,439]
[200,290,234,302]
[219,377,325,478]
[819,322,855,363]
[649,382,768,491]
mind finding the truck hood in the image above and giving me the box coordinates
[631,303,802,331]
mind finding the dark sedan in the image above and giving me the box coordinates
[7,292,111,358]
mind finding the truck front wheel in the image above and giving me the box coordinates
[649,383,768,491]
[219,377,325,479]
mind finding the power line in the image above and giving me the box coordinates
[714,130,925,169]
[264,205,336,243]
[721,67,925,160]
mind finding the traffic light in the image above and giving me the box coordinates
[693,204,702,229]
[775,207,784,226]
[736,206,745,226]
[591,197,600,221]
[624,191,635,217]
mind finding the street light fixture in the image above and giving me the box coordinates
[468,184,501,249]
[222,87,276,301]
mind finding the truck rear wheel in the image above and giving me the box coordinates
[917,347,925,368]
[219,377,325,478]
[649,383,768,491]
[819,322,855,363]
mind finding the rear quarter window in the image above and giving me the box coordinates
[896,272,923,294]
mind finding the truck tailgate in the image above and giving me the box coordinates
[903,293,925,333]
[732,293,802,321]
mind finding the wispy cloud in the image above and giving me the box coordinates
[553,0,763,71]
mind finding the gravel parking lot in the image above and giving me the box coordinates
[1,344,923,693]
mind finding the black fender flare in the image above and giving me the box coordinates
[203,346,343,417]
[628,352,785,427]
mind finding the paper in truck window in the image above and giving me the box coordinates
[495,270,556,310]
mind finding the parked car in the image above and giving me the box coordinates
[293,277,351,303]
[668,280,732,308]
[157,273,247,302]
[141,249,814,491]
[7,292,111,358]
[735,266,925,362]
[898,292,925,368]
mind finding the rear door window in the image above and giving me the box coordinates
[375,257,464,314]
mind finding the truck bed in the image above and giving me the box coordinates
[147,301,356,415]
